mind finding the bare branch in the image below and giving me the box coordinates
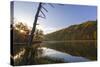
[42,6,48,12]
[41,3,45,5]
[58,4,64,6]
[48,3,55,8]
[40,10,46,18]
[38,15,46,19]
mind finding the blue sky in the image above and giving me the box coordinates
[13,1,97,34]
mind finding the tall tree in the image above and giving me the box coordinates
[28,3,42,46]
[28,2,53,46]
[26,2,55,64]
[26,2,47,64]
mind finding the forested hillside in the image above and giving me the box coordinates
[45,20,97,41]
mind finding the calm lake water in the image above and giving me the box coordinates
[37,47,90,62]
[39,41,96,61]
[13,40,97,64]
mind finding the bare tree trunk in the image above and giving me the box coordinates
[28,3,42,46]
[25,3,42,64]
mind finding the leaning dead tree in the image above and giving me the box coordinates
[25,2,54,64]
[28,3,42,46]
[28,2,54,46]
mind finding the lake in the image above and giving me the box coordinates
[13,40,97,65]
[37,47,90,62]
[42,41,97,60]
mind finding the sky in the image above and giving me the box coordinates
[13,1,97,34]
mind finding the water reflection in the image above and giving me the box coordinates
[43,41,97,60]
[13,48,25,61]
[37,47,90,62]
[13,41,96,64]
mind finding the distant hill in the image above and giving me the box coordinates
[45,20,97,41]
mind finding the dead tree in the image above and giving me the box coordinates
[20,2,62,64]
[28,3,54,46]
[28,3,42,46]
[26,2,54,64]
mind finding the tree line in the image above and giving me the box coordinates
[45,20,97,41]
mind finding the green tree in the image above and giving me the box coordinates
[34,29,44,41]
[13,22,30,43]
